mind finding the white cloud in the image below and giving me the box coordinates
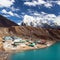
[24,1,36,6]
[38,0,46,4]
[18,23,21,25]
[41,12,46,14]
[10,6,20,11]
[0,0,15,7]
[44,3,52,8]
[0,0,20,17]
[24,0,46,6]
[34,12,40,16]
[22,12,60,26]
[54,16,60,26]
[2,9,7,14]
[23,15,35,23]
[23,15,34,26]
[3,15,10,17]
[50,1,60,6]
[2,9,14,16]
[21,12,25,15]
[24,0,60,8]
[57,1,60,5]
[8,11,14,16]
[1,9,20,18]
[18,21,23,25]
[14,13,20,18]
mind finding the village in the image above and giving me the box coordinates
[2,36,55,52]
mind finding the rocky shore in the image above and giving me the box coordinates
[10,40,56,53]
[0,36,56,60]
[0,40,55,60]
[0,51,9,60]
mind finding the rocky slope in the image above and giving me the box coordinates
[8,26,60,41]
[0,15,60,40]
[0,26,60,41]
[0,15,18,27]
[0,15,60,41]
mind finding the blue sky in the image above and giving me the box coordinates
[0,0,60,25]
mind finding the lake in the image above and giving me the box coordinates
[10,42,60,60]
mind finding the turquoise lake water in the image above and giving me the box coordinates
[11,42,60,60]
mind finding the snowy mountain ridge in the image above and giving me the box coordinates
[20,14,60,28]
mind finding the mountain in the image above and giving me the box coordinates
[0,15,60,41]
[0,26,60,41]
[0,15,18,27]
[20,19,60,28]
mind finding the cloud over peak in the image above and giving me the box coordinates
[24,0,60,8]
[1,9,20,18]
[21,11,60,27]
[0,0,15,7]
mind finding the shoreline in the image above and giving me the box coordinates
[0,40,56,60]
[7,41,56,60]
[8,40,56,53]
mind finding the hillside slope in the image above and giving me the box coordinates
[9,26,60,41]
[0,26,60,41]
[0,15,18,27]
[0,15,60,41]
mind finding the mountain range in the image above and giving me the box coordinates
[0,15,60,41]
[20,18,60,29]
